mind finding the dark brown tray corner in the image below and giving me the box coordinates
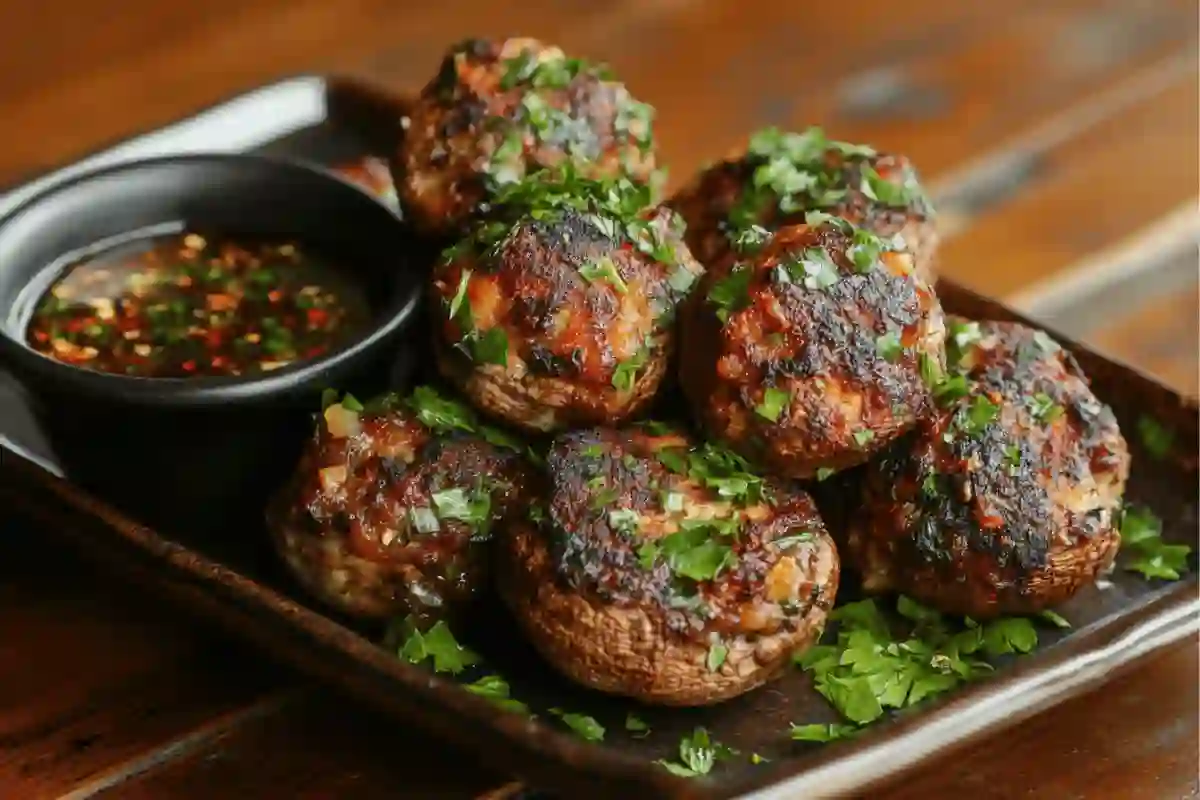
[1,75,1197,800]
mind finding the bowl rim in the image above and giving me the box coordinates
[0,151,422,409]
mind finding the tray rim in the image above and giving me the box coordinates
[1,74,1197,800]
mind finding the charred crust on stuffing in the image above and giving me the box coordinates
[537,427,831,640]
[861,318,1127,583]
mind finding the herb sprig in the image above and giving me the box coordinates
[1120,505,1191,580]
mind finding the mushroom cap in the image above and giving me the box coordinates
[496,424,840,705]
[266,387,533,621]
[679,217,946,479]
[430,171,704,433]
[846,318,1130,618]
[397,36,659,235]
[669,126,938,283]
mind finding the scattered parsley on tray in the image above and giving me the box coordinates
[549,709,606,742]
[794,597,1047,727]
[390,617,480,674]
[658,727,737,777]
[1136,415,1174,459]
[1120,505,1191,580]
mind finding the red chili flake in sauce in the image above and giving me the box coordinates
[25,231,371,378]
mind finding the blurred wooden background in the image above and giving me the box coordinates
[0,1,1196,798]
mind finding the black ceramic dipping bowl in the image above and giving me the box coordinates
[0,153,426,537]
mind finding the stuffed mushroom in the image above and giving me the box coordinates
[431,168,705,433]
[266,386,533,621]
[670,126,938,282]
[679,215,945,480]
[396,36,660,235]
[845,318,1130,618]
[497,423,839,706]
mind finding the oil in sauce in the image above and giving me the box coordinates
[25,230,372,378]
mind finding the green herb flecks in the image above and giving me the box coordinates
[706,638,728,672]
[463,675,530,715]
[549,709,606,742]
[579,256,628,293]
[790,723,858,742]
[708,265,754,322]
[1137,415,1174,459]
[431,486,493,539]
[625,713,650,736]
[1120,505,1191,580]
[612,348,648,393]
[657,727,737,777]
[393,617,480,675]
[795,597,1046,727]
[756,386,791,422]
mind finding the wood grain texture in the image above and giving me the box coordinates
[0,515,286,800]
[0,0,1195,798]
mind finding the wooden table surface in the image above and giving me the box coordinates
[2,1,1197,798]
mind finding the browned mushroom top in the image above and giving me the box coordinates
[537,423,835,642]
[398,36,659,234]
[275,387,533,566]
[431,168,703,389]
[867,318,1129,578]
[670,126,934,271]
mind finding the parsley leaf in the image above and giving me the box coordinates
[756,386,791,421]
[1137,415,1174,459]
[708,266,754,322]
[706,639,728,672]
[463,675,530,715]
[790,723,858,742]
[658,727,737,778]
[1121,505,1191,580]
[431,487,492,537]
[853,429,875,448]
[796,598,1034,728]
[549,709,605,742]
[625,713,650,735]
[471,327,509,367]
[408,386,476,433]
[612,349,648,392]
[875,331,902,362]
[579,256,628,293]
[396,618,479,674]
[1038,610,1071,629]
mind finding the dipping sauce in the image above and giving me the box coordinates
[25,231,372,378]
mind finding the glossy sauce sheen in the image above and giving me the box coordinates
[25,231,371,378]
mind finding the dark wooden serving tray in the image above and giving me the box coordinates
[1,75,1196,800]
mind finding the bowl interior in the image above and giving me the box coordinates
[0,153,428,400]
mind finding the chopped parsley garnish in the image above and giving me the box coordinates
[859,163,916,206]
[608,508,640,534]
[431,486,492,537]
[708,266,754,322]
[579,256,628,293]
[816,467,835,481]
[756,386,791,422]
[469,327,509,367]
[790,723,858,742]
[1038,610,1071,629]
[919,352,943,390]
[1028,392,1063,424]
[956,394,1000,436]
[853,429,875,448]
[875,331,903,362]
[395,618,479,675]
[408,386,477,433]
[658,727,737,778]
[657,525,737,582]
[932,374,970,404]
[946,318,982,366]
[549,709,606,742]
[1137,415,1174,459]
[612,348,648,393]
[771,532,814,549]
[796,597,1044,727]
[706,638,728,672]
[1120,505,1191,580]
[463,675,530,715]
[625,713,650,736]
[409,506,441,534]
[447,165,677,271]
[447,268,472,324]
